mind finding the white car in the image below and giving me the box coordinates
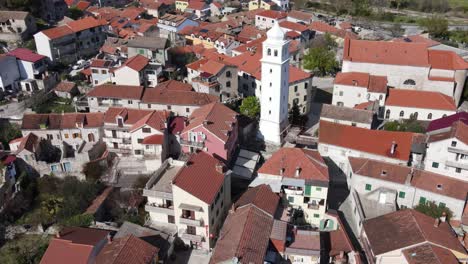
[72,59,87,70]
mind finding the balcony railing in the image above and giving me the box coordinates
[145,204,174,215]
[445,160,468,170]
[180,229,204,243]
[448,147,468,156]
[180,139,204,148]
[143,189,173,199]
[284,188,303,196]
[179,216,204,227]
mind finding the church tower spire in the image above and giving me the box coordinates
[258,22,290,145]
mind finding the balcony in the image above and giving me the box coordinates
[145,204,174,215]
[307,199,325,210]
[143,189,173,199]
[284,188,303,196]
[180,229,204,243]
[179,215,204,227]
[180,139,204,148]
[107,147,131,154]
[448,147,468,156]
[445,160,468,170]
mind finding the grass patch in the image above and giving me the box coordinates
[32,97,75,114]
[0,235,50,264]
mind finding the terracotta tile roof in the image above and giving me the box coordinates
[75,1,91,11]
[209,205,274,264]
[427,121,468,145]
[67,16,104,33]
[121,7,146,20]
[386,89,456,111]
[187,58,229,75]
[142,134,164,145]
[172,151,226,204]
[13,133,39,154]
[349,157,468,200]
[7,48,46,62]
[363,209,467,256]
[343,38,430,67]
[85,186,113,214]
[104,107,152,124]
[287,10,312,21]
[40,227,109,264]
[279,21,308,33]
[393,35,440,48]
[258,147,329,183]
[310,21,357,39]
[87,84,144,100]
[54,81,77,93]
[319,121,421,161]
[237,25,265,43]
[129,110,168,132]
[320,104,374,124]
[338,22,352,30]
[428,49,468,70]
[187,1,208,10]
[285,30,301,39]
[40,25,74,39]
[95,235,159,264]
[22,113,104,130]
[403,243,459,264]
[286,230,321,252]
[117,55,149,72]
[141,80,217,106]
[90,59,113,68]
[427,112,468,132]
[234,184,279,216]
[182,102,237,142]
[256,10,287,19]
[327,211,356,257]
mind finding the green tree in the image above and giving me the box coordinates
[67,7,84,20]
[414,201,453,220]
[240,96,260,119]
[60,213,94,227]
[288,101,306,126]
[418,16,448,39]
[0,235,50,264]
[0,122,22,150]
[303,47,339,76]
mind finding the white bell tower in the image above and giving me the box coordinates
[258,22,290,146]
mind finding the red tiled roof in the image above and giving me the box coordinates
[87,84,144,100]
[310,21,356,39]
[173,151,226,204]
[235,184,279,216]
[256,10,287,19]
[258,148,329,183]
[67,16,103,33]
[209,205,274,264]
[319,121,420,161]
[75,1,91,11]
[279,21,308,33]
[428,49,468,70]
[12,133,38,153]
[363,209,467,256]
[334,72,387,93]
[393,34,440,47]
[403,243,459,264]
[129,110,168,132]
[85,186,113,214]
[40,25,74,39]
[90,59,113,68]
[54,81,77,93]
[349,157,468,200]
[182,102,237,142]
[287,10,313,21]
[343,38,430,67]
[40,227,109,264]
[187,1,208,10]
[22,113,104,130]
[95,235,159,264]
[386,89,456,111]
[428,121,468,145]
[117,55,149,72]
[7,48,46,62]
[142,134,164,145]
[104,107,166,130]
[141,80,217,106]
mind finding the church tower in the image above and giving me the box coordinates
[258,22,290,145]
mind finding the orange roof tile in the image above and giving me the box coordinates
[279,21,308,32]
[386,89,456,111]
[256,10,287,19]
[334,72,387,93]
[87,84,144,100]
[67,16,103,33]
[319,121,421,161]
[117,55,149,72]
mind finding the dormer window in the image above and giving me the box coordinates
[381,170,387,176]
[117,117,124,127]
[451,141,457,147]
[436,184,442,190]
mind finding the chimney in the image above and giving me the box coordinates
[295,167,301,177]
[352,80,357,86]
[434,218,440,228]
[215,163,224,174]
[203,119,209,125]
[107,233,113,243]
[440,212,447,223]
[390,141,397,155]
[405,168,414,185]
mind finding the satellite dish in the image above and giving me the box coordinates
[231,257,239,264]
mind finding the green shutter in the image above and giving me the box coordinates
[305,185,311,196]
[365,184,372,191]
[419,197,426,204]
[439,202,446,208]
[288,196,294,203]
[319,220,325,230]
[399,191,406,198]
[314,214,320,218]
[316,187,322,191]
